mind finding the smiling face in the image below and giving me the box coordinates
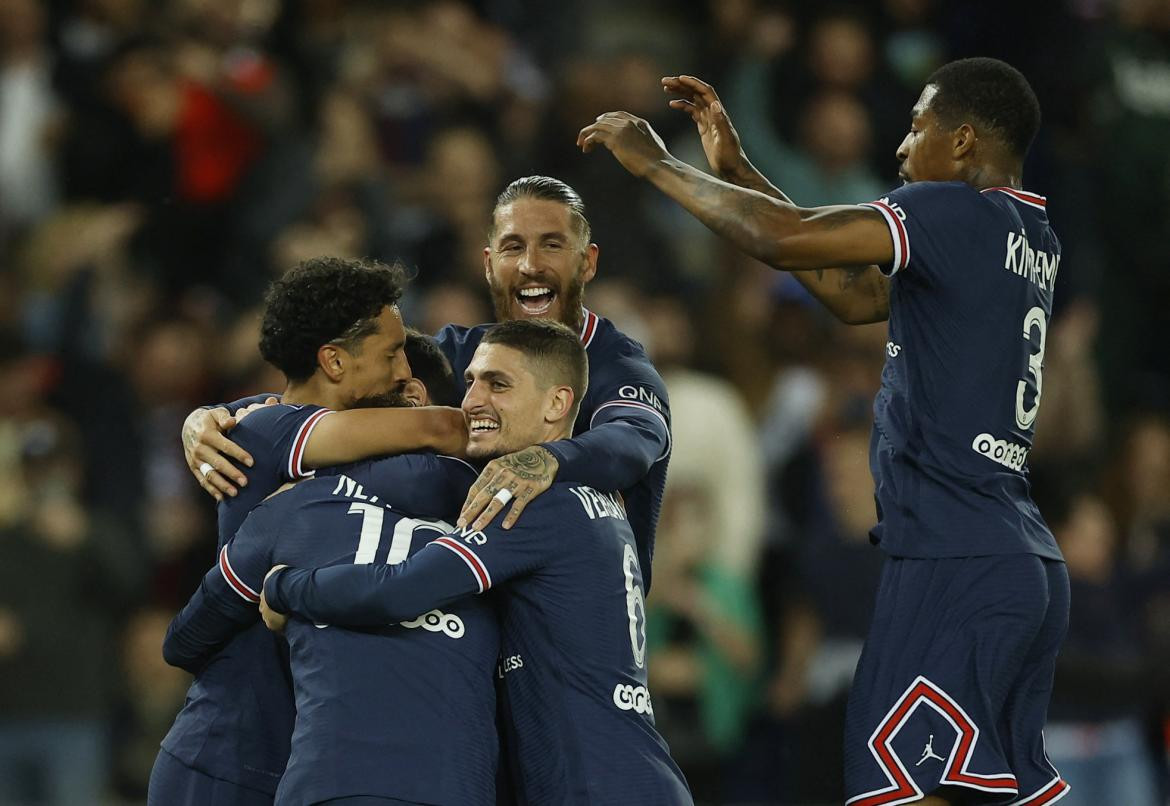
[339,305,412,408]
[895,84,966,184]
[484,199,598,331]
[461,342,572,460]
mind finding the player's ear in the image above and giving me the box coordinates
[402,377,428,407]
[581,243,599,284]
[483,245,493,282]
[545,384,575,425]
[318,344,346,382]
[952,123,977,160]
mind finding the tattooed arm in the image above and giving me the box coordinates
[458,446,560,531]
[578,110,892,323]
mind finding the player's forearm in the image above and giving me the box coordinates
[163,579,255,673]
[266,551,475,626]
[721,159,792,204]
[791,266,890,324]
[542,419,667,491]
[645,157,804,269]
[302,407,467,468]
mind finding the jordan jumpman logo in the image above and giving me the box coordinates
[916,734,946,766]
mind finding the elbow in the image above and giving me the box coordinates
[161,636,198,673]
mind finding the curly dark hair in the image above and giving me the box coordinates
[404,329,459,407]
[926,58,1041,160]
[260,257,408,382]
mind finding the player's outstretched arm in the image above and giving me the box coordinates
[663,75,890,325]
[183,399,469,499]
[578,111,892,322]
[262,542,485,627]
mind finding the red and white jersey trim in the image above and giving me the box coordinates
[982,187,1047,211]
[579,308,600,348]
[432,537,492,593]
[590,400,672,461]
[847,675,1018,806]
[1008,775,1070,805]
[862,200,910,275]
[287,408,333,480]
[219,545,260,603]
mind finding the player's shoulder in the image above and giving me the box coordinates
[233,402,328,437]
[584,309,647,360]
[435,322,490,350]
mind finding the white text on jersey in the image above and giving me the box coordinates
[1004,229,1059,291]
[330,474,380,504]
[569,487,627,521]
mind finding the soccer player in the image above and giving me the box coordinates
[184,177,672,594]
[161,423,495,805]
[578,59,1070,805]
[151,258,468,806]
[261,320,693,805]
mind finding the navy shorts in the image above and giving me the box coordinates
[148,749,274,806]
[845,554,1072,805]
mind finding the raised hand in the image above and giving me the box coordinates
[577,111,671,177]
[662,75,747,180]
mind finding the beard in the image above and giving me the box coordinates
[349,388,412,410]
[488,263,588,331]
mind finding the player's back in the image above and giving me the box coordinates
[242,459,499,806]
[160,403,330,794]
[488,484,691,804]
[864,181,1063,558]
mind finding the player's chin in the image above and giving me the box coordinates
[466,434,505,461]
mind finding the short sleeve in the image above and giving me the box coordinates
[860,181,980,280]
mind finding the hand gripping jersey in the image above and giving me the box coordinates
[159,403,333,795]
[266,483,693,805]
[860,182,1064,560]
[163,453,498,806]
[436,309,671,591]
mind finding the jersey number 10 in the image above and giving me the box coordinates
[347,502,453,565]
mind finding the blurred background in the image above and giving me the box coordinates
[1,0,1169,804]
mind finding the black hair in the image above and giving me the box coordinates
[481,319,588,419]
[259,257,408,382]
[490,176,591,244]
[404,329,459,408]
[925,57,1041,160]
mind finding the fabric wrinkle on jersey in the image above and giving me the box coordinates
[171,453,499,806]
[435,309,671,593]
[842,182,1071,805]
[158,403,331,797]
[266,482,693,805]
[859,182,1062,560]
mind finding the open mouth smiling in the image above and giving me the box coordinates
[516,286,556,315]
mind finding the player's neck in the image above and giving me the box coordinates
[281,377,346,410]
[964,161,1022,191]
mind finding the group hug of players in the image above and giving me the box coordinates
[155,59,1072,806]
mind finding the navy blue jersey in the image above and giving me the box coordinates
[266,484,693,805]
[160,403,331,794]
[436,309,671,591]
[217,403,333,543]
[164,454,499,806]
[861,182,1063,559]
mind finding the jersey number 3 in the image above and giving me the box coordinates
[1015,306,1047,430]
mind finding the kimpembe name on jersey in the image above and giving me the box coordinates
[1004,228,1059,291]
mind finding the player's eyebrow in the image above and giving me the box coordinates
[465,368,512,385]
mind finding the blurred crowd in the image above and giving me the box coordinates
[1,0,1169,804]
